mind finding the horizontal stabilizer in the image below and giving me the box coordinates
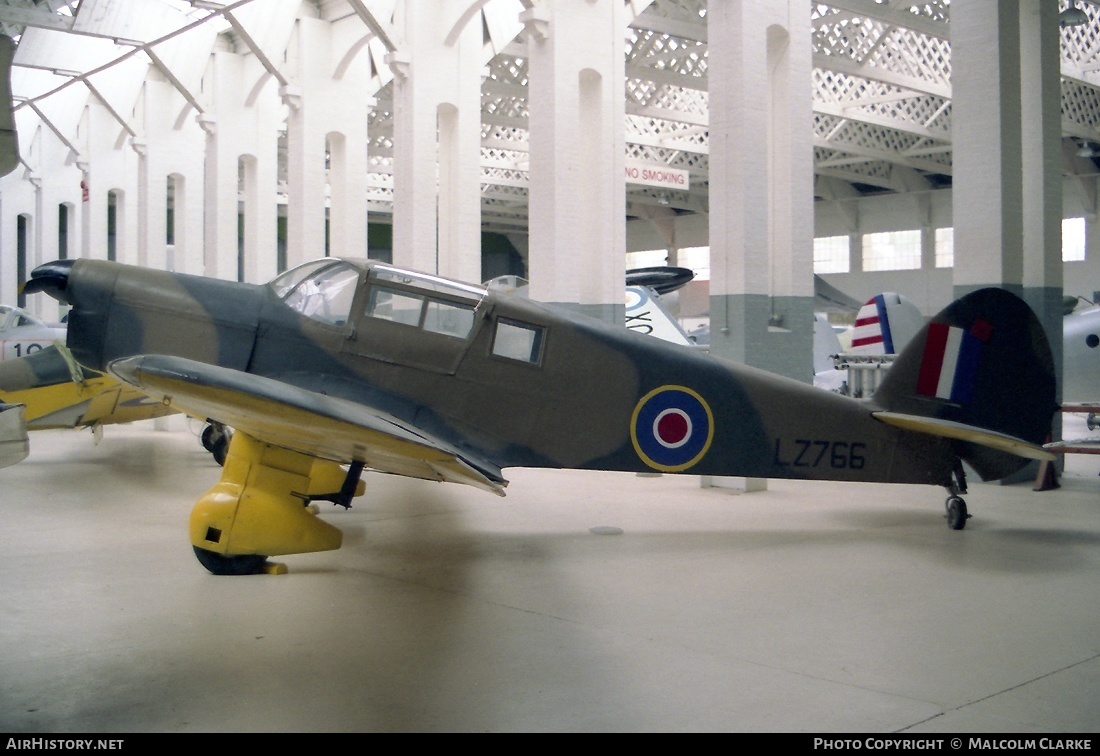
[873,411,1055,462]
[1045,439,1100,455]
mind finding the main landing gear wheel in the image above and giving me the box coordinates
[193,546,267,576]
[945,496,969,530]
[200,423,232,466]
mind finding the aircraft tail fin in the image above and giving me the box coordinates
[870,288,1058,481]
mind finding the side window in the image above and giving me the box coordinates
[368,286,424,327]
[492,319,544,364]
[424,299,475,338]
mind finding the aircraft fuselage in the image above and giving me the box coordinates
[54,258,955,487]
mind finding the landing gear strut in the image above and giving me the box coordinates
[190,431,365,575]
[944,462,970,530]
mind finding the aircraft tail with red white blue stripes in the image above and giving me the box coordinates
[870,288,1058,482]
[850,292,925,356]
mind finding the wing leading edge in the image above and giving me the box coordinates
[108,355,507,495]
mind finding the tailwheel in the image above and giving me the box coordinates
[193,546,268,576]
[945,496,969,530]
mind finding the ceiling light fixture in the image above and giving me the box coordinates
[1061,1,1089,28]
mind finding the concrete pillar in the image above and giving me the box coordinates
[283,17,371,270]
[134,78,206,275]
[77,100,138,269]
[388,0,482,281]
[15,124,81,320]
[1018,0,1064,366]
[707,0,814,381]
[952,0,1063,462]
[523,0,626,323]
[201,51,281,283]
[951,0,1025,295]
[952,1,1063,360]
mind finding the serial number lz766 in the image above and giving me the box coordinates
[773,439,867,469]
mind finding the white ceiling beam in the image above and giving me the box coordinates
[814,138,950,177]
[345,0,399,52]
[83,78,136,137]
[0,4,74,33]
[224,10,288,88]
[144,47,206,116]
[818,0,949,41]
[629,14,705,43]
[813,52,950,100]
[24,99,81,161]
[814,101,948,142]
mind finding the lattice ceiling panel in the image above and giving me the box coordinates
[813,69,951,137]
[1062,77,1100,136]
[1061,3,1100,88]
[6,0,1100,234]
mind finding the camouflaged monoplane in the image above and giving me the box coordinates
[25,257,1058,575]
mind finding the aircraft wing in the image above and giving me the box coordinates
[107,355,508,495]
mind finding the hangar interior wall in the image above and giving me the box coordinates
[6,0,1100,369]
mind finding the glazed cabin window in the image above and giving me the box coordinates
[423,299,476,338]
[273,260,359,326]
[367,285,477,340]
[492,319,544,364]
[368,286,424,327]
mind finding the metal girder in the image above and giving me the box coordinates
[345,0,399,52]
[0,2,74,33]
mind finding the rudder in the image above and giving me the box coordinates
[871,288,1058,481]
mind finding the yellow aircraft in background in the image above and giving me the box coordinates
[0,341,175,431]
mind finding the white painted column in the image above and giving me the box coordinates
[523,0,626,322]
[284,17,371,269]
[707,0,813,379]
[1018,0,1063,297]
[78,100,138,267]
[133,79,206,274]
[951,0,1025,293]
[201,51,281,282]
[388,0,482,280]
[952,0,1063,462]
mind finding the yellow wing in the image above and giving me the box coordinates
[108,354,507,495]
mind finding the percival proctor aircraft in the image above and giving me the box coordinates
[25,257,1058,575]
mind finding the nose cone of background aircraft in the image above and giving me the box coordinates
[23,259,77,304]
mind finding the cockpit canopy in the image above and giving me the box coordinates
[269,259,488,339]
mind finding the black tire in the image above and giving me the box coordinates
[193,546,267,575]
[946,496,968,530]
[200,424,219,453]
[212,434,229,467]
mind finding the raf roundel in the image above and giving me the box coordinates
[630,385,714,472]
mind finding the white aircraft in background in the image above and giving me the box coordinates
[0,305,66,361]
[1052,302,1100,457]
[816,292,925,394]
[1062,302,1100,406]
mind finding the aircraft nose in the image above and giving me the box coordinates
[22,259,77,304]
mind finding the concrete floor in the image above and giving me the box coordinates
[1,417,1098,733]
